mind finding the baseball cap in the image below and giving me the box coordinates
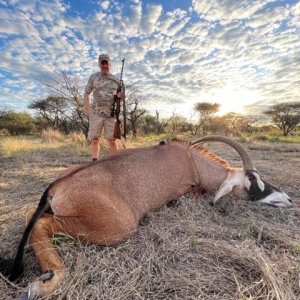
[98,54,110,63]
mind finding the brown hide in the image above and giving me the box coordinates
[49,142,200,236]
[51,141,229,227]
[11,141,230,298]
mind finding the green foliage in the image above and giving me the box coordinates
[140,114,157,135]
[52,234,75,247]
[0,110,36,135]
[253,134,300,143]
[166,115,190,135]
[264,102,300,136]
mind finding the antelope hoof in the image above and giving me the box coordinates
[22,269,64,300]
[39,270,54,282]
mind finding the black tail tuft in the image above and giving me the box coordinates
[0,258,23,279]
[9,262,24,281]
[0,186,51,282]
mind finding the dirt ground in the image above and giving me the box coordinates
[0,141,300,299]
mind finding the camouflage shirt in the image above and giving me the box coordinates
[85,72,119,116]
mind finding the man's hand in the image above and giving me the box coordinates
[84,92,92,115]
[117,91,124,100]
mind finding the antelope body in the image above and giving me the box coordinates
[0,136,292,299]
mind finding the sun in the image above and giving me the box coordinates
[185,84,263,119]
[213,85,262,115]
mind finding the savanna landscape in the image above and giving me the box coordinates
[1,0,300,299]
[0,131,299,300]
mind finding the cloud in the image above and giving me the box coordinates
[191,0,270,23]
[0,0,299,117]
[141,3,163,35]
[101,1,110,10]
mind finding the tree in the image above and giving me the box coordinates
[166,114,190,135]
[194,102,220,135]
[125,86,146,138]
[140,114,157,135]
[264,102,300,136]
[29,96,70,132]
[206,116,231,135]
[37,70,89,136]
[155,110,170,135]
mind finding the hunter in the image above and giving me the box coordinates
[84,54,123,161]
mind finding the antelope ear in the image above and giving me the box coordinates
[213,180,234,204]
[253,172,265,192]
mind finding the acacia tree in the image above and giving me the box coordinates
[29,96,70,132]
[264,102,300,136]
[194,102,220,135]
[38,71,89,136]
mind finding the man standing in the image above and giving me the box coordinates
[84,54,123,161]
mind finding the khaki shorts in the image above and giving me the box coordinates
[88,112,116,139]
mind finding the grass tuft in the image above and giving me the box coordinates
[41,129,64,143]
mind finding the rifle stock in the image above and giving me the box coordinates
[113,118,121,139]
[113,94,121,139]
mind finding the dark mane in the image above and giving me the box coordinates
[171,138,230,168]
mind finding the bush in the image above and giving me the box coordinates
[0,111,36,135]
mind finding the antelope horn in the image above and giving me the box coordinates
[191,135,254,171]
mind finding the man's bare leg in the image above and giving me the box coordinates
[91,137,99,161]
[108,138,117,153]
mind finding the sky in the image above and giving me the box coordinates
[0,0,299,119]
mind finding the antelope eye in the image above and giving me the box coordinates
[248,174,256,181]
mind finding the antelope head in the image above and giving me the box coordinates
[192,136,292,208]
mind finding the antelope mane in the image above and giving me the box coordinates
[171,139,230,169]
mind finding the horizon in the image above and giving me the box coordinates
[0,0,299,118]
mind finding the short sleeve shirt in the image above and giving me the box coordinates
[85,72,119,115]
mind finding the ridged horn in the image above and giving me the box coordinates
[191,135,254,170]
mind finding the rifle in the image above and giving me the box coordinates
[111,58,126,139]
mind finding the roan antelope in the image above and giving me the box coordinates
[0,136,292,299]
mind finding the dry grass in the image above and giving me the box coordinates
[0,131,89,157]
[41,129,65,144]
[0,136,62,156]
[0,138,300,300]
